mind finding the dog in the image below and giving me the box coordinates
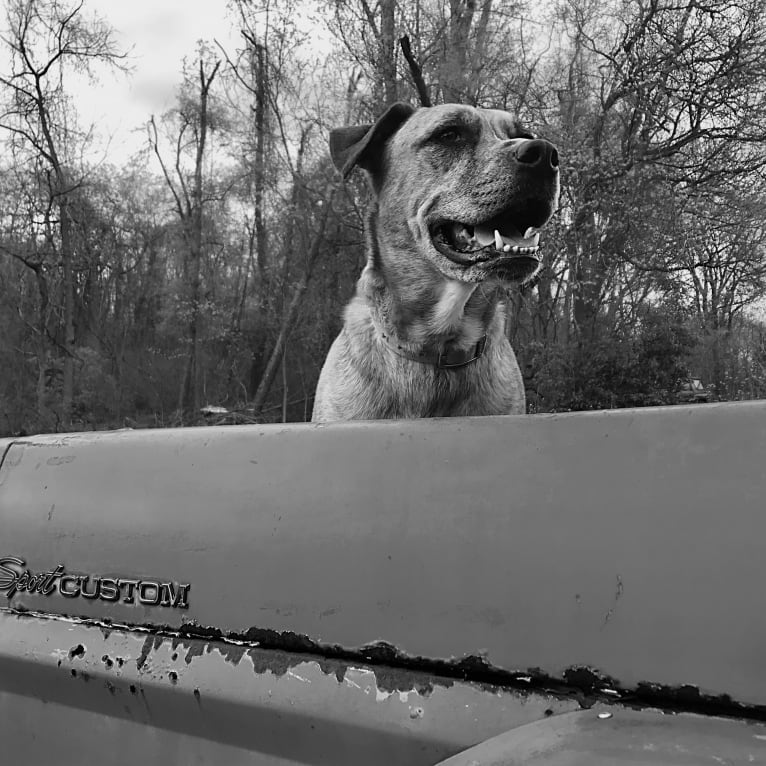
[312,102,559,421]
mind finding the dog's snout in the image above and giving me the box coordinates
[514,139,559,172]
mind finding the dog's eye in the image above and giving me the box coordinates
[434,127,463,144]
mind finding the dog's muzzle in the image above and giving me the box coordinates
[429,139,559,281]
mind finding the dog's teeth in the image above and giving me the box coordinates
[523,227,539,239]
[474,226,495,246]
[494,229,503,250]
[503,244,511,252]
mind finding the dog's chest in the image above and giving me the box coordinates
[363,342,523,419]
[393,361,517,418]
[409,280,485,348]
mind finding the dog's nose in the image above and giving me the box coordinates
[514,139,559,172]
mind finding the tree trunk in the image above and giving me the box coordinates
[441,0,476,103]
[252,41,268,280]
[281,344,288,422]
[468,0,492,103]
[57,186,76,428]
[252,195,335,414]
[379,0,398,107]
[177,58,220,418]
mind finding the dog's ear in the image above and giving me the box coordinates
[330,102,416,180]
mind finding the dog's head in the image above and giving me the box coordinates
[331,103,560,284]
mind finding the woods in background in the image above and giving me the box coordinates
[1,0,766,435]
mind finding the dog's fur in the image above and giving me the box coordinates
[312,103,559,422]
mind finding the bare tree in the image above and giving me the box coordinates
[149,48,222,418]
[543,0,766,341]
[0,0,126,426]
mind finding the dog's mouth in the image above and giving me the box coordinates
[429,201,554,280]
[432,219,540,258]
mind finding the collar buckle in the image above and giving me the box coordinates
[436,335,487,369]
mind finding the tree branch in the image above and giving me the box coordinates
[399,35,430,106]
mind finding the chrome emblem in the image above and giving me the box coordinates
[0,556,190,609]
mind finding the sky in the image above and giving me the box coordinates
[73,0,241,161]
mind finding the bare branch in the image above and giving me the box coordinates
[399,35,430,106]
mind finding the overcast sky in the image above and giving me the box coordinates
[75,0,240,161]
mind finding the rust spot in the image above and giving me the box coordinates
[68,643,85,660]
[218,643,247,665]
[102,654,114,669]
[129,684,137,694]
[247,647,294,677]
[23,611,766,723]
[183,640,210,665]
[176,636,251,667]
[562,666,617,694]
[168,671,178,684]
[70,669,77,678]
[371,664,438,696]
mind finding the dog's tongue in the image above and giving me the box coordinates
[474,224,539,249]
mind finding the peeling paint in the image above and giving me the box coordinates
[6,605,766,723]
[136,634,164,671]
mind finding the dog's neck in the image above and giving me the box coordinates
[358,204,507,354]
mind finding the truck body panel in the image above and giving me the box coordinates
[2,403,766,762]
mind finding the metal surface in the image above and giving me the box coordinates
[0,609,579,765]
[3,403,766,701]
[1,403,766,761]
[436,709,766,765]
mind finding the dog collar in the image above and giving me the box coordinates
[380,332,487,370]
